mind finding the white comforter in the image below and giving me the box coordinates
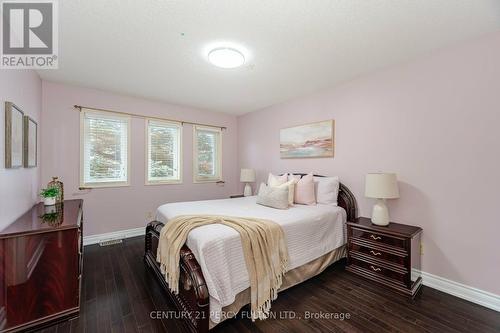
[156,196,346,323]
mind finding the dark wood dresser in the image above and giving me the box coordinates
[0,200,83,332]
[346,217,422,297]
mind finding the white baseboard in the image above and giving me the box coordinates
[83,226,144,246]
[83,227,500,312]
[416,270,500,312]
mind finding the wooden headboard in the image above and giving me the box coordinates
[286,173,358,222]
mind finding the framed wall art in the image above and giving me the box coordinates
[24,115,37,167]
[280,120,334,158]
[5,102,25,168]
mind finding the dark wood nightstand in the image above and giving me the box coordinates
[230,194,244,198]
[346,217,423,297]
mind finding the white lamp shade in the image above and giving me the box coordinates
[365,173,399,199]
[240,168,256,182]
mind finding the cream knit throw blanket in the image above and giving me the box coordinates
[156,215,289,320]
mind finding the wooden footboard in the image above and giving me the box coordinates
[144,221,209,333]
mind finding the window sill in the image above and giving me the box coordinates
[79,182,130,190]
[193,179,223,184]
[145,180,183,186]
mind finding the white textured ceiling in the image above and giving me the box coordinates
[38,0,500,114]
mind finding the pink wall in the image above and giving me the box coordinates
[41,82,239,236]
[238,32,500,295]
[0,70,41,230]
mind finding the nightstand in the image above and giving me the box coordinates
[230,194,244,198]
[346,217,423,297]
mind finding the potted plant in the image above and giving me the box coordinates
[40,187,60,206]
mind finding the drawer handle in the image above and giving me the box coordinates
[370,265,381,272]
[370,250,381,256]
[370,234,382,240]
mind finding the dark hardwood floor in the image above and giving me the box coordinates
[38,236,499,333]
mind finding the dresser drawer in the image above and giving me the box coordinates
[349,242,407,266]
[350,257,407,286]
[351,227,406,250]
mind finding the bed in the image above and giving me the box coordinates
[144,174,357,333]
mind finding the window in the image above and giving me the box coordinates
[80,109,130,187]
[193,125,222,182]
[146,119,182,184]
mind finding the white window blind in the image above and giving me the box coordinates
[146,119,182,184]
[194,126,222,182]
[80,110,130,187]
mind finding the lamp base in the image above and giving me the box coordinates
[371,199,390,226]
[243,183,252,196]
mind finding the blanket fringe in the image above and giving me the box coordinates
[251,257,288,321]
[157,254,180,295]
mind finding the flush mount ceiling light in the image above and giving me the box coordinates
[208,47,245,69]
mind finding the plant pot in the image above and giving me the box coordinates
[44,205,56,214]
[44,197,56,206]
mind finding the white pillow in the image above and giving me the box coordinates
[313,176,340,206]
[267,173,296,205]
[274,180,296,206]
[256,183,289,210]
[268,173,288,187]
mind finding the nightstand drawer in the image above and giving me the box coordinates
[350,257,407,286]
[350,242,407,266]
[351,228,406,250]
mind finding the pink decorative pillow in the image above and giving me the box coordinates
[294,173,316,205]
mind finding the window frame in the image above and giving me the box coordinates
[79,109,131,188]
[193,125,223,183]
[145,118,183,185]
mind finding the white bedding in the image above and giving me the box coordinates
[156,196,346,323]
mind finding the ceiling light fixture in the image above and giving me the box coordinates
[208,47,245,69]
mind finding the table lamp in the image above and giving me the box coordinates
[240,168,256,196]
[365,173,399,226]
